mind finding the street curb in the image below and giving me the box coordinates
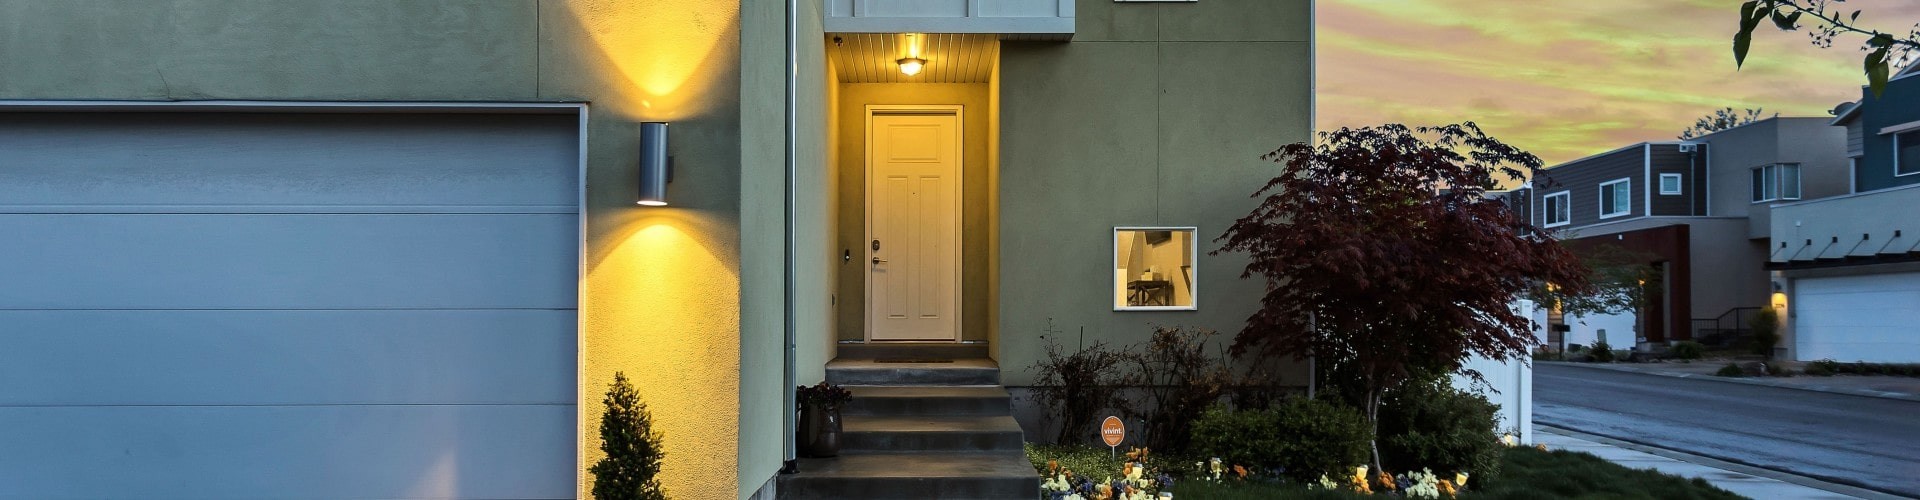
[1538,361,1920,403]
[1537,424,1913,500]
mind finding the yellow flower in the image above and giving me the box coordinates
[1377,471,1397,491]
[1455,471,1469,489]
[1438,479,1457,498]
[1536,443,1549,452]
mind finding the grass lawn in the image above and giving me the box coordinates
[1029,444,1746,499]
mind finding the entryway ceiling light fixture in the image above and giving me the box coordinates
[897,33,926,76]
[897,56,926,76]
[637,121,671,206]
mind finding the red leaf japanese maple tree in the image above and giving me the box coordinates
[1214,123,1591,470]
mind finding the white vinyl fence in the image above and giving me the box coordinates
[1450,299,1537,445]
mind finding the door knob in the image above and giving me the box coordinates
[872,257,888,264]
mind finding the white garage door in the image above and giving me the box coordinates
[0,111,579,498]
[1795,271,1920,363]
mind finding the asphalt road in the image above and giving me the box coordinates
[1535,364,1920,497]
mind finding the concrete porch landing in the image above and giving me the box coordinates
[778,348,1037,499]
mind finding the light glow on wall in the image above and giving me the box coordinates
[561,0,738,121]
[584,214,742,500]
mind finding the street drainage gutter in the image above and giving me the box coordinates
[781,0,800,475]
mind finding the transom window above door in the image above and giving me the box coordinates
[1598,178,1631,219]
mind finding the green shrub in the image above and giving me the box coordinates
[1804,359,1837,376]
[591,372,668,500]
[1589,341,1615,362]
[1669,341,1704,360]
[1190,399,1372,483]
[1376,379,1504,482]
[1567,343,1586,353]
[1714,363,1743,377]
[1749,308,1780,359]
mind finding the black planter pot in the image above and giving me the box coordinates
[798,404,842,458]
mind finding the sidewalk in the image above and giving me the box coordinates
[1538,361,1920,402]
[1536,426,1905,500]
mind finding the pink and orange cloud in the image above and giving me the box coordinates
[1318,0,1920,165]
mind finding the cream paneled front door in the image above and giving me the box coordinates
[867,108,961,341]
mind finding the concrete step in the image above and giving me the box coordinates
[826,358,999,386]
[842,415,1025,452]
[778,452,1039,500]
[844,386,1011,416]
[837,342,989,360]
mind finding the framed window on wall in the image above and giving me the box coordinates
[1114,227,1198,311]
[1542,191,1570,227]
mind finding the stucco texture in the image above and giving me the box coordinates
[997,0,1314,386]
[0,1,754,499]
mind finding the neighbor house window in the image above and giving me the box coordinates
[1543,191,1570,227]
[1659,173,1683,195]
[1598,178,1631,218]
[1899,131,1920,176]
[1751,163,1801,202]
[1114,227,1197,311]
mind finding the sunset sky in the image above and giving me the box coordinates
[1317,0,1920,166]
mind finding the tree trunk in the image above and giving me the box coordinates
[1366,388,1383,475]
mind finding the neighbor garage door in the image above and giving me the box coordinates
[0,110,578,498]
[1795,271,1920,363]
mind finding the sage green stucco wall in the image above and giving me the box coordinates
[0,1,757,499]
[739,0,832,496]
[833,83,994,343]
[997,0,1314,386]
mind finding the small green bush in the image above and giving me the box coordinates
[591,372,668,500]
[1377,379,1504,482]
[1750,308,1781,359]
[1567,343,1586,353]
[1589,341,1615,362]
[1714,363,1743,377]
[1190,399,1372,483]
[1669,341,1704,360]
[1804,359,1837,376]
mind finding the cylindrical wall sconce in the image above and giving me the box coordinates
[638,122,671,206]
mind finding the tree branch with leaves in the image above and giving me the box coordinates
[1733,0,1920,96]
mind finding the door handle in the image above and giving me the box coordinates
[872,257,888,264]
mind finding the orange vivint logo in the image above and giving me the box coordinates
[1100,416,1125,447]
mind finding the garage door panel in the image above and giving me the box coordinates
[0,213,576,310]
[0,310,574,406]
[1795,272,1920,363]
[0,112,579,208]
[0,404,575,499]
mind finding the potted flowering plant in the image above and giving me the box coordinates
[795,382,853,457]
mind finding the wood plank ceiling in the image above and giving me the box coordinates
[827,33,1000,84]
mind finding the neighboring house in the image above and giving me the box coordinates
[0,1,1312,499]
[1770,63,1920,363]
[1504,117,1847,351]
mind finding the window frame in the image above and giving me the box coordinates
[1898,131,1920,177]
[1112,226,1200,312]
[1542,190,1571,228]
[1597,178,1631,219]
[1750,163,1802,203]
[1658,173,1683,195]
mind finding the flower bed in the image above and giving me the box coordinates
[1026,444,1745,499]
